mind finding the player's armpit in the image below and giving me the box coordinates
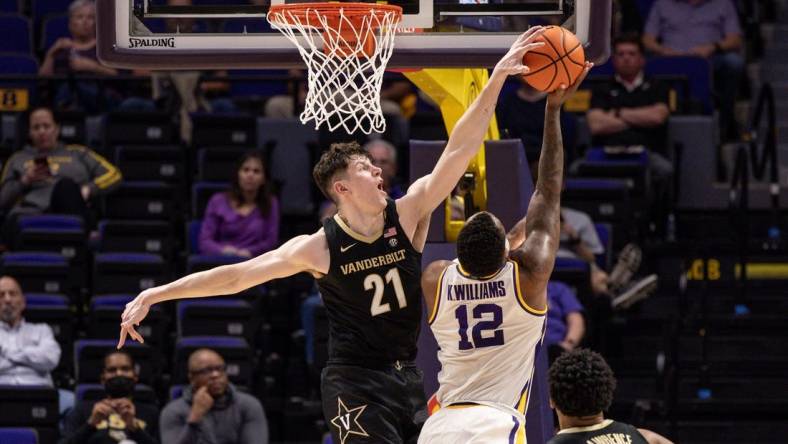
[509,247,550,313]
[421,260,452,324]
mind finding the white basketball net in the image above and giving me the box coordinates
[267,4,401,134]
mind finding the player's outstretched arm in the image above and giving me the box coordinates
[638,428,675,444]
[511,63,593,310]
[398,27,546,225]
[117,231,328,348]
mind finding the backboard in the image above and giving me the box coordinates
[96,0,611,69]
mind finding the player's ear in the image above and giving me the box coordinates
[333,179,349,197]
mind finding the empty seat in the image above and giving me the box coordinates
[93,253,168,294]
[177,299,255,342]
[0,14,31,54]
[14,215,86,263]
[97,220,175,258]
[173,336,252,386]
[0,252,70,295]
[0,386,58,428]
[551,257,591,297]
[563,178,633,244]
[104,181,178,221]
[0,428,38,444]
[87,295,166,346]
[191,182,229,219]
[114,145,185,185]
[30,0,71,27]
[24,293,72,349]
[55,110,87,145]
[103,111,176,147]
[260,118,317,215]
[40,14,68,51]
[191,113,256,148]
[0,53,38,101]
[75,383,157,404]
[196,146,251,182]
[74,340,156,384]
[0,0,18,12]
[576,148,649,198]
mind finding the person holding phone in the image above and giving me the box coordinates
[0,107,122,238]
[60,351,160,444]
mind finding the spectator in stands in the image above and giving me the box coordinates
[38,0,122,112]
[545,281,585,364]
[60,351,159,444]
[497,80,578,162]
[585,33,674,234]
[160,348,269,444]
[560,207,656,309]
[0,276,60,386]
[0,107,121,235]
[547,349,674,444]
[198,151,279,258]
[643,0,744,141]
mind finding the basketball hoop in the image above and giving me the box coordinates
[267,2,403,134]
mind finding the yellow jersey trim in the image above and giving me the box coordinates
[427,266,448,325]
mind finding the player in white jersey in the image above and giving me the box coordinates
[418,68,590,444]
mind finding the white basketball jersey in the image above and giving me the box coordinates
[428,260,546,415]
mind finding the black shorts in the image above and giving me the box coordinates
[321,362,427,444]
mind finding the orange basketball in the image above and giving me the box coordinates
[522,26,586,92]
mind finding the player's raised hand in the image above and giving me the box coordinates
[546,61,593,109]
[493,26,546,76]
[117,290,153,348]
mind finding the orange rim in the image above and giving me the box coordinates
[268,2,402,29]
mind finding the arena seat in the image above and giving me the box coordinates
[114,145,186,186]
[92,253,169,294]
[103,111,177,148]
[74,339,156,384]
[550,257,592,297]
[24,293,72,376]
[97,220,175,258]
[191,182,229,218]
[177,299,255,343]
[0,428,38,444]
[196,146,250,182]
[40,14,68,51]
[191,113,257,148]
[594,222,613,270]
[563,178,634,248]
[88,295,166,347]
[0,0,18,13]
[185,254,246,274]
[30,0,70,28]
[14,215,86,266]
[104,181,178,221]
[0,252,71,296]
[0,386,58,428]
[0,14,31,54]
[173,336,253,386]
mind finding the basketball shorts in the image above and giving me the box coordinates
[321,362,427,444]
[418,403,527,444]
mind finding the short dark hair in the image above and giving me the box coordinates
[548,349,616,417]
[613,33,645,55]
[103,350,135,369]
[28,106,57,124]
[312,141,370,201]
[456,212,506,278]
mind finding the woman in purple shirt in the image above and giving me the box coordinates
[199,151,280,258]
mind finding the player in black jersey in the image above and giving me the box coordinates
[548,349,673,444]
[118,27,549,443]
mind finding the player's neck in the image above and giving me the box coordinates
[336,204,385,238]
[558,411,605,430]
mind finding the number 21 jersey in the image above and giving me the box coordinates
[429,260,546,412]
[317,199,423,366]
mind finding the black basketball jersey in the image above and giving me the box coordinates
[317,199,423,366]
[548,419,649,444]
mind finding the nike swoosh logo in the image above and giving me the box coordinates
[340,243,357,253]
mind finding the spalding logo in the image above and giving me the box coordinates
[128,37,176,48]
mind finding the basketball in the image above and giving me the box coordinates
[522,26,586,92]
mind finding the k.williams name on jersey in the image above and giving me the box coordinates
[447,280,507,301]
[339,249,407,275]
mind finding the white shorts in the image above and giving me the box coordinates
[418,404,526,444]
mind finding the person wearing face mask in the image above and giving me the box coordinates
[160,348,268,444]
[198,151,279,258]
[60,351,159,444]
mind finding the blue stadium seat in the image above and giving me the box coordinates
[594,223,613,270]
[24,293,72,374]
[104,111,177,147]
[55,110,87,145]
[0,428,38,444]
[190,113,256,148]
[0,14,31,54]
[0,53,38,101]
[114,145,185,185]
[177,299,255,342]
[186,219,202,254]
[74,339,156,384]
[93,253,169,294]
[88,295,166,346]
[169,384,185,401]
[576,148,649,198]
[191,182,229,219]
[0,53,37,74]
[551,257,591,296]
[14,215,86,264]
[31,0,71,28]
[0,0,18,13]
[0,386,58,428]
[0,252,70,295]
[173,336,253,386]
[196,146,251,182]
[40,14,68,51]
[97,220,174,257]
[104,181,178,221]
[260,118,317,216]
[75,383,157,404]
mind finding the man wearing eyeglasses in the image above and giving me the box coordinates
[159,348,269,444]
